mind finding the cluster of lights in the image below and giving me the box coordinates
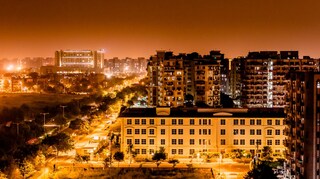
[5,64,22,71]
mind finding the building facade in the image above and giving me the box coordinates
[52,50,104,74]
[119,107,286,160]
[285,72,320,179]
[234,51,320,108]
[147,51,223,107]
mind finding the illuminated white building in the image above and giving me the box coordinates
[45,50,105,74]
[119,107,286,160]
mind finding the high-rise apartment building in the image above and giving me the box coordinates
[233,51,319,108]
[285,72,320,179]
[119,107,286,160]
[147,51,223,107]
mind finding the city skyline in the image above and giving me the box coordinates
[1,0,320,59]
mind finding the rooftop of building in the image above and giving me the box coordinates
[118,107,285,118]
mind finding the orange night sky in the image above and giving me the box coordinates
[0,0,319,59]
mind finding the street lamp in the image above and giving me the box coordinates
[40,113,49,127]
[60,105,67,118]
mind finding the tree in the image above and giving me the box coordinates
[34,151,46,169]
[126,144,136,164]
[19,159,35,178]
[152,147,166,163]
[42,133,74,155]
[244,162,277,179]
[184,94,194,107]
[113,151,124,167]
[0,171,7,179]
[104,157,111,168]
[220,93,234,108]
[168,159,179,168]
[261,146,273,161]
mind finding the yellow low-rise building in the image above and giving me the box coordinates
[119,107,286,160]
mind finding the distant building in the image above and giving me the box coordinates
[231,51,320,108]
[147,51,225,107]
[104,57,147,75]
[285,72,320,179]
[40,50,104,74]
[119,107,286,160]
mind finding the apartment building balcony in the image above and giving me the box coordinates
[165,91,174,96]
[164,67,175,71]
[196,90,205,95]
[166,82,174,86]
[196,80,205,85]
[196,70,205,75]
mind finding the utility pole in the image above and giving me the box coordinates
[60,105,67,118]
[12,122,20,135]
[40,113,49,127]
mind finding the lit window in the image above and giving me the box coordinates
[161,139,165,145]
[233,139,239,145]
[221,139,226,145]
[141,139,146,144]
[250,129,255,135]
[172,139,177,145]
[142,149,146,154]
[257,129,262,135]
[257,120,262,125]
[172,119,177,125]
[135,149,140,154]
[172,129,177,135]
[178,139,183,145]
[256,139,261,145]
[240,139,245,145]
[221,129,226,135]
[149,139,154,145]
[127,139,132,145]
[190,139,195,145]
[135,139,140,144]
[190,149,195,155]
[172,149,176,154]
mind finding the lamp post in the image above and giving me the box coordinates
[60,105,67,118]
[40,113,49,127]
